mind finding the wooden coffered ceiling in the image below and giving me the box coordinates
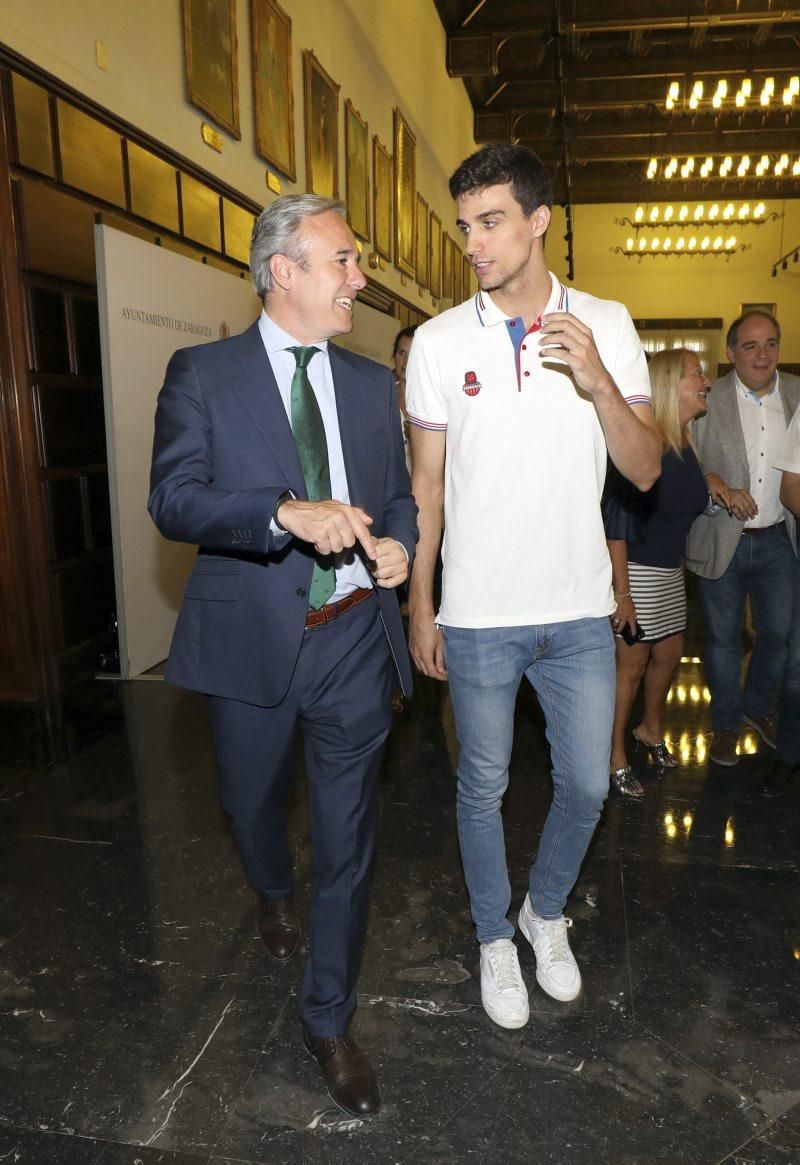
[434,0,800,204]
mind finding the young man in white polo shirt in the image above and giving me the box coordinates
[406,144,661,1029]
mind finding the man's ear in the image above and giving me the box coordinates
[531,204,551,239]
[269,253,293,291]
[726,347,735,364]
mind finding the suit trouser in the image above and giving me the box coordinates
[206,594,394,1036]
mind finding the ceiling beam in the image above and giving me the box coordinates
[477,112,800,158]
[550,172,800,204]
[481,73,800,112]
[559,6,800,35]
[491,49,800,86]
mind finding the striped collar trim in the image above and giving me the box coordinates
[474,273,566,328]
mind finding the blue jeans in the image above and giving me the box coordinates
[443,617,615,940]
[778,546,800,763]
[697,524,797,732]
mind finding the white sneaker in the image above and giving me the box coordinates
[479,938,529,1029]
[518,894,582,1002]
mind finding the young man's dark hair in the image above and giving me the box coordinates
[448,144,553,217]
[393,325,417,356]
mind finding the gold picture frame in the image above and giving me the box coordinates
[345,100,369,242]
[453,237,463,301]
[462,253,472,302]
[452,242,462,303]
[372,136,392,261]
[183,0,241,139]
[393,108,416,277]
[442,231,454,302]
[251,0,295,181]
[415,194,429,288]
[740,302,776,317]
[303,50,339,198]
[429,210,442,299]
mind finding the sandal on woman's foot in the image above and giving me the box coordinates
[632,731,677,769]
[610,766,645,799]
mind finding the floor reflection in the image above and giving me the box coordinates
[1,643,799,1163]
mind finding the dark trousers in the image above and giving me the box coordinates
[778,549,800,764]
[206,594,394,1036]
[697,524,796,730]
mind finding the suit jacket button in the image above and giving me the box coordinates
[296,587,307,598]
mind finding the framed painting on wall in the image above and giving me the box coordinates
[372,136,392,261]
[442,231,454,302]
[741,302,776,317]
[251,0,295,180]
[454,244,465,302]
[303,50,339,198]
[429,210,442,298]
[415,194,429,288]
[462,253,472,302]
[393,108,416,277]
[183,0,241,139]
[345,100,369,241]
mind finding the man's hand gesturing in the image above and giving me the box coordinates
[372,538,408,588]
[276,498,377,560]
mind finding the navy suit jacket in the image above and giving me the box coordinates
[148,320,418,706]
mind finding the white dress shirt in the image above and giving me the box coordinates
[258,309,372,600]
[734,371,788,529]
[775,402,800,473]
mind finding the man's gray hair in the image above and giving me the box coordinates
[250,194,346,298]
[727,310,781,349]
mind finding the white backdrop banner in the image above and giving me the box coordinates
[95,225,260,678]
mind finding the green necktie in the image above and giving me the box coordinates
[287,345,336,610]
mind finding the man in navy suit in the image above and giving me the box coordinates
[149,194,417,1117]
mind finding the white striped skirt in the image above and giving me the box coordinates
[620,561,687,643]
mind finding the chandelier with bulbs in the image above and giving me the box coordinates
[615,201,779,227]
[611,201,781,259]
[646,154,800,180]
[665,75,799,111]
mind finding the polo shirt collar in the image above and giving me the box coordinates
[474,271,565,328]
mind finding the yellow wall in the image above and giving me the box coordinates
[0,0,475,312]
[3,2,798,357]
[547,200,800,362]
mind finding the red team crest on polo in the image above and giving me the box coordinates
[462,370,481,397]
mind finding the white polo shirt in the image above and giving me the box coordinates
[405,272,651,628]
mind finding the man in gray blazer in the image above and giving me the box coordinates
[686,311,800,767]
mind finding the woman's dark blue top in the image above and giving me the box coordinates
[602,445,708,568]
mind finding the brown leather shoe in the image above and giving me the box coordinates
[258,894,299,962]
[709,729,740,767]
[743,712,778,750]
[302,1026,381,1117]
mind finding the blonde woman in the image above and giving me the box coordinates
[604,348,711,798]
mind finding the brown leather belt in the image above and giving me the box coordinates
[304,586,374,629]
[741,521,784,536]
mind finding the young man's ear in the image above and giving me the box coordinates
[531,204,551,240]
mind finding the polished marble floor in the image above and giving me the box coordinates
[2,633,799,1163]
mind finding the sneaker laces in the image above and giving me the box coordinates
[488,941,524,992]
[536,917,573,966]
